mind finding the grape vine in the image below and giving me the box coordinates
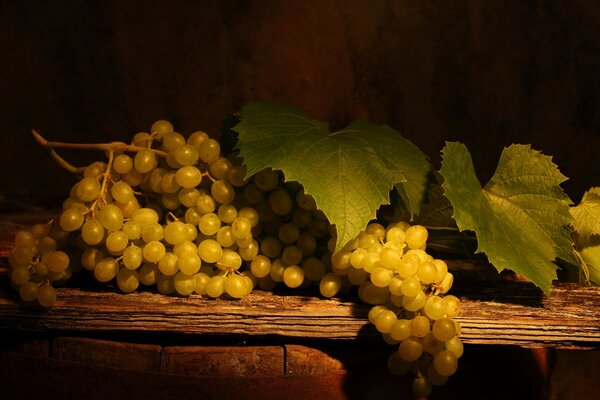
[6,102,598,398]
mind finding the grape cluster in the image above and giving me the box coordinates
[8,120,336,306]
[337,223,463,397]
[8,121,462,397]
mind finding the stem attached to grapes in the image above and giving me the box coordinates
[31,129,169,174]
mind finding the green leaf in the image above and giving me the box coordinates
[571,187,600,239]
[440,142,574,294]
[233,102,430,251]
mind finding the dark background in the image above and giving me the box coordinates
[1,0,599,200]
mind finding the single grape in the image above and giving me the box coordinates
[19,281,38,302]
[143,241,166,263]
[94,258,119,282]
[122,245,143,270]
[59,208,85,232]
[268,189,292,215]
[445,336,464,358]
[173,271,196,296]
[197,239,223,264]
[398,337,423,362]
[134,149,157,173]
[205,275,225,298]
[45,251,70,273]
[76,177,102,202]
[283,265,304,288]
[412,376,432,397]
[193,272,211,295]
[116,268,140,293]
[37,284,57,307]
[150,120,174,139]
[432,318,456,342]
[389,319,412,341]
[224,274,246,298]
[433,350,458,376]
[113,154,133,174]
[199,138,221,163]
[319,273,342,298]
[410,315,431,338]
[374,310,397,333]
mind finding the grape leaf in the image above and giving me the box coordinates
[440,142,574,294]
[571,187,600,239]
[232,102,430,251]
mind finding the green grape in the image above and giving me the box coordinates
[122,245,143,269]
[387,351,413,376]
[397,258,419,278]
[174,166,202,188]
[163,221,187,245]
[301,258,325,281]
[444,295,461,319]
[268,189,292,215]
[158,252,179,276]
[172,144,199,166]
[105,231,129,254]
[331,249,351,270]
[76,177,102,202]
[110,181,134,204]
[370,266,393,288]
[412,376,432,397]
[398,337,423,362]
[94,258,119,282]
[131,131,152,147]
[143,241,166,263]
[405,249,431,264]
[243,184,263,204]
[424,296,447,320]
[254,168,279,191]
[149,168,167,193]
[38,236,57,254]
[402,291,427,312]
[178,188,199,208]
[59,207,85,232]
[433,350,458,376]
[296,233,316,257]
[81,247,104,270]
[205,275,225,298]
[237,207,259,227]
[199,213,221,236]
[389,319,411,341]
[11,267,30,285]
[445,336,464,358]
[19,281,38,302]
[295,190,317,211]
[432,318,456,342]
[196,194,216,214]
[132,208,159,227]
[388,277,404,296]
[179,250,201,275]
[427,362,449,386]
[199,138,221,163]
[116,268,139,293]
[160,171,181,194]
[231,217,252,240]
[14,230,36,247]
[166,151,183,169]
[228,164,247,187]
[357,232,378,249]
[45,251,70,273]
[283,265,304,288]
[260,236,282,258]
[439,272,454,294]
[10,246,34,266]
[98,204,124,232]
[281,245,302,266]
[350,248,367,269]
[347,266,368,285]
[197,239,223,263]
[37,284,57,307]
[278,222,300,244]
[319,272,342,298]
[156,273,176,294]
[193,272,211,295]
[173,271,196,296]
[184,207,202,225]
[405,225,428,250]
[217,204,237,224]
[139,263,159,285]
[209,157,233,180]
[184,223,198,242]
[360,252,381,273]
[269,258,285,282]
[142,223,164,242]
[239,240,259,261]
[121,221,141,241]
[211,180,235,205]
[216,226,236,247]
[83,161,107,178]
[410,315,431,338]
[292,208,312,228]
[134,149,157,173]
[224,274,246,298]
[31,223,51,239]
[250,255,271,278]
[123,169,144,187]
[173,241,198,256]
[365,222,385,241]
[359,281,390,305]
[113,154,133,174]
[422,332,444,355]
[433,259,448,283]
[162,131,185,151]
[400,276,421,297]
[186,130,209,149]
[32,261,48,276]
[374,310,397,333]
[385,226,406,243]
[379,247,402,270]
[367,305,387,324]
[240,272,255,295]
[417,261,438,285]
[150,120,173,139]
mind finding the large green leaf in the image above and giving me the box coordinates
[571,187,600,239]
[233,102,430,251]
[440,142,574,294]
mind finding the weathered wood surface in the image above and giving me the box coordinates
[0,279,598,349]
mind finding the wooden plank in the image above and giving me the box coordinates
[0,280,598,349]
[162,345,284,376]
[53,337,162,371]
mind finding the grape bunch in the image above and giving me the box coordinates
[7,120,337,305]
[336,223,463,397]
[8,121,462,398]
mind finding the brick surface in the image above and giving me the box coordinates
[162,345,284,377]
[52,337,161,371]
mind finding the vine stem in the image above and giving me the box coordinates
[31,129,168,170]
